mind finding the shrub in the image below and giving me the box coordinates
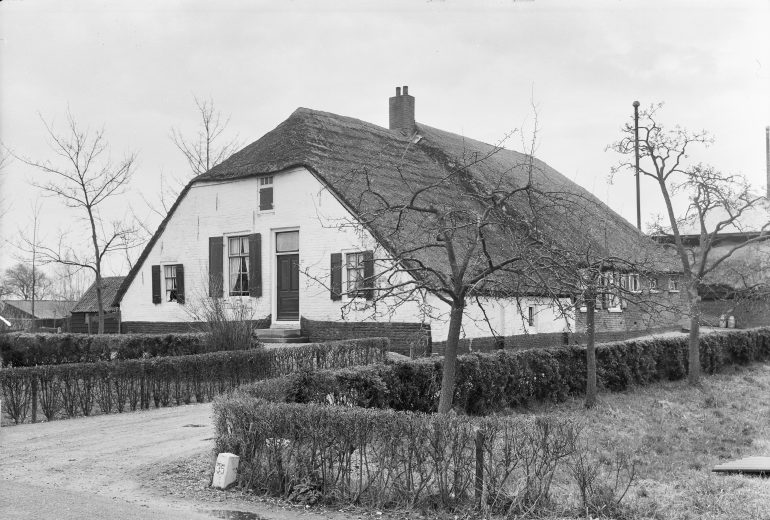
[0,332,213,367]
[0,337,389,424]
[213,397,581,511]
[243,328,770,414]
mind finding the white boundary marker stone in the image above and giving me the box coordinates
[212,453,239,489]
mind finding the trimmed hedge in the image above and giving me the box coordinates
[238,328,770,414]
[214,397,581,510]
[0,338,389,424]
[0,332,211,367]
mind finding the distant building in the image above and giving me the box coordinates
[70,277,125,334]
[655,202,770,328]
[0,299,77,331]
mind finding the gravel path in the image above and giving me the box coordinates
[0,403,352,520]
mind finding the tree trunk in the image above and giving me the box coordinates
[585,295,597,408]
[95,273,104,335]
[437,304,465,414]
[687,284,701,385]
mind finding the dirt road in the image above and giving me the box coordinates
[0,403,352,520]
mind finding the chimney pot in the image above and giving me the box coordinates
[396,87,401,96]
[403,86,409,95]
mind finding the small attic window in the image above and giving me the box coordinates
[259,176,274,211]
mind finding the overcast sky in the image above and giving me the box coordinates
[1,0,768,279]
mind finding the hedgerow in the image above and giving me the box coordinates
[0,332,212,367]
[238,328,770,414]
[214,397,583,511]
[0,338,388,424]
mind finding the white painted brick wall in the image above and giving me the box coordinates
[121,167,574,341]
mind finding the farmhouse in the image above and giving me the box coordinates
[114,87,683,353]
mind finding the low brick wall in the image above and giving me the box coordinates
[121,316,271,334]
[300,318,431,356]
[431,327,680,356]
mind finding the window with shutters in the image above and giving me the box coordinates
[164,265,178,302]
[259,176,274,211]
[228,236,249,296]
[346,252,367,298]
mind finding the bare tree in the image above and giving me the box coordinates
[609,104,770,384]
[132,96,240,244]
[16,110,139,334]
[2,263,52,300]
[50,263,92,302]
[305,116,630,414]
[171,95,240,178]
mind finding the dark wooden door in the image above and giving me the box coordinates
[276,254,299,320]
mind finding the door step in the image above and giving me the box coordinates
[255,328,308,343]
[256,328,302,338]
[260,336,310,344]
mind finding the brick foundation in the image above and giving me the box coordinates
[121,316,271,334]
[300,317,431,356]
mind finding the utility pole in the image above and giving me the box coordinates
[633,101,641,231]
[765,126,770,201]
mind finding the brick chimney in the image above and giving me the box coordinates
[389,85,415,132]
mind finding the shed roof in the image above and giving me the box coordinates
[1,300,77,319]
[72,277,125,313]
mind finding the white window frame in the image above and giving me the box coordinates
[163,264,178,303]
[605,272,622,312]
[628,273,641,293]
[527,305,535,327]
[344,251,368,299]
[228,235,250,296]
[648,277,660,293]
[668,276,680,293]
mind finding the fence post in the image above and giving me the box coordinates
[475,429,484,506]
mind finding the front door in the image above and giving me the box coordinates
[276,254,299,320]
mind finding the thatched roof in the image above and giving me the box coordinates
[116,107,678,303]
[72,276,125,313]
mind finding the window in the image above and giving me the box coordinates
[668,276,680,292]
[276,230,299,253]
[164,265,178,302]
[649,277,659,292]
[228,236,249,296]
[527,306,535,327]
[346,252,367,298]
[628,273,641,293]
[259,176,274,211]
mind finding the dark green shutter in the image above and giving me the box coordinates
[176,264,185,304]
[209,236,223,297]
[259,187,273,211]
[151,265,161,304]
[249,233,261,297]
[330,253,342,301]
[363,250,374,300]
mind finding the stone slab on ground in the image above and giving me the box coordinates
[713,457,770,475]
